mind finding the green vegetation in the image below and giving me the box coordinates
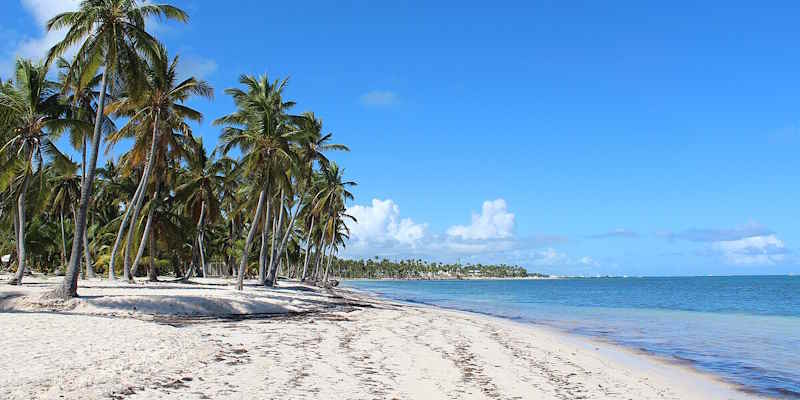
[330,258,544,280]
[0,1,357,297]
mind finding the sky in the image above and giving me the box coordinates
[2,0,799,276]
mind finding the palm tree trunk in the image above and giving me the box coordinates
[323,242,335,284]
[312,236,323,281]
[9,205,19,278]
[258,197,270,283]
[81,131,95,279]
[183,245,197,280]
[267,199,301,286]
[55,68,108,298]
[197,201,207,278]
[236,189,266,290]
[84,224,95,279]
[109,171,146,280]
[11,174,29,285]
[300,216,314,282]
[60,208,67,272]
[265,190,285,285]
[148,224,157,282]
[314,238,326,282]
[227,219,236,277]
[123,109,161,281]
[11,171,28,285]
[131,194,156,277]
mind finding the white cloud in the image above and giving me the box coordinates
[446,199,515,240]
[2,1,80,75]
[359,90,398,107]
[21,0,80,25]
[711,234,788,266]
[346,199,427,249]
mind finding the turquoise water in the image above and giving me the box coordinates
[342,276,800,398]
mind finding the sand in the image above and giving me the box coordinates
[0,275,761,399]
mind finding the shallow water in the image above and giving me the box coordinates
[343,276,800,398]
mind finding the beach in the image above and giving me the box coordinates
[1,276,758,399]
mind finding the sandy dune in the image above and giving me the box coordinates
[0,276,759,399]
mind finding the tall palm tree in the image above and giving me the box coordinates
[215,74,303,290]
[56,56,115,279]
[106,45,212,282]
[0,59,77,285]
[47,0,189,298]
[286,112,349,283]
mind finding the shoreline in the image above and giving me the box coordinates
[340,286,763,399]
[1,275,762,399]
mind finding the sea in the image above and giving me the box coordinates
[342,276,800,398]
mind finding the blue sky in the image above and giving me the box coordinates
[2,1,799,276]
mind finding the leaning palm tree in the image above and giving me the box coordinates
[106,45,212,282]
[215,74,302,290]
[47,0,189,298]
[0,59,77,285]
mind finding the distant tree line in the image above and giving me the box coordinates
[328,257,547,280]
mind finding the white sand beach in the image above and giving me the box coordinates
[0,275,759,400]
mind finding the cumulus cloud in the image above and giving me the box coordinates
[711,234,788,266]
[586,228,639,239]
[344,198,518,258]
[346,199,427,249]
[359,90,398,107]
[446,199,515,240]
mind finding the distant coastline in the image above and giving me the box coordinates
[343,275,561,281]
[330,257,548,280]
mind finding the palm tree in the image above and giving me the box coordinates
[0,59,77,285]
[106,45,212,282]
[217,157,243,277]
[56,56,115,279]
[175,137,224,278]
[292,112,348,282]
[323,214,352,284]
[313,163,356,285]
[47,0,189,298]
[46,155,81,273]
[215,74,303,290]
